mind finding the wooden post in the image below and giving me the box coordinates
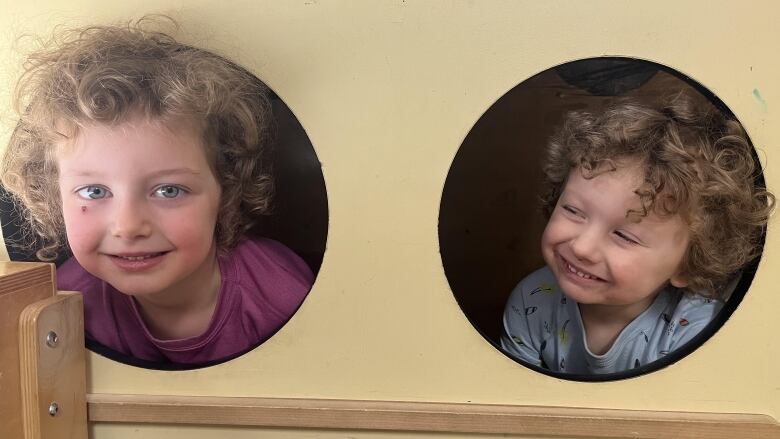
[0,262,87,439]
[0,263,56,439]
[19,292,87,439]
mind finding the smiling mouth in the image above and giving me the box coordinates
[110,252,167,260]
[105,251,169,272]
[561,256,605,282]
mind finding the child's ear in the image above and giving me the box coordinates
[670,273,689,288]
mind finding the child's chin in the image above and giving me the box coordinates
[105,279,168,298]
[114,288,161,298]
[554,274,603,302]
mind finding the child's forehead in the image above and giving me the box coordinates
[567,160,689,223]
[52,114,210,167]
[572,158,645,186]
[60,114,204,147]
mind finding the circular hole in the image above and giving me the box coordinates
[439,57,769,381]
[1,33,327,370]
[2,92,327,370]
[83,93,328,370]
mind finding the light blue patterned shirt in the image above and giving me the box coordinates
[501,266,722,374]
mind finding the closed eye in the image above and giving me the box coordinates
[614,230,640,245]
[561,204,584,217]
[76,185,111,200]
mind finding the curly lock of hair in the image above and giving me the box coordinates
[540,95,774,297]
[1,16,275,260]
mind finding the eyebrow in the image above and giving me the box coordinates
[145,168,203,178]
[61,168,202,178]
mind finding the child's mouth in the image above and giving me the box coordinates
[561,256,605,282]
[113,252,165,261]
[107,252,168,271]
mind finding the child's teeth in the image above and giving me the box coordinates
[567,262,594,279]
[122,254,156,261]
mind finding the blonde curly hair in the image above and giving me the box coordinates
[541,94,774,297]
[1,17,274,260]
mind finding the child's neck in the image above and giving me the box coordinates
[132,249,222,341]
[578,294,657,356]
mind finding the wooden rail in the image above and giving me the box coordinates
[87,393,780,439]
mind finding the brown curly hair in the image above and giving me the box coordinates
[541,94,774,297]
[1,17,274,260]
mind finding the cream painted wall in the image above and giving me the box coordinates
[1,1,778,437]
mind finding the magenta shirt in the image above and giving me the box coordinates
[57,237,314,366]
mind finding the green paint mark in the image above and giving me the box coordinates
[753,88,767,111]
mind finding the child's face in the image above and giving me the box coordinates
[541,162,690,312]
[56,117,222,300]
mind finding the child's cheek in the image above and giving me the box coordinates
[540,216,560,264]
[61,204,100,252]
[166,211,218,248]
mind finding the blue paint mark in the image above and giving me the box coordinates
[753,88,767,112]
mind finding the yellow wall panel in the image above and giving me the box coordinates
[1,1,778,437]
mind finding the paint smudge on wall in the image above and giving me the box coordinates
[753,88,767,112]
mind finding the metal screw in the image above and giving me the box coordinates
[48,402,58,417]
[45,331,58,348]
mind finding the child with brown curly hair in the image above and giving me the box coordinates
[1,19,313,366]
[501,95,773,375]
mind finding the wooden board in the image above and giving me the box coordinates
[0,263,55,439]
[19,292,87,439]
[87,394,780,439]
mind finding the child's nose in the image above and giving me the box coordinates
[110,198,151,239]
[569,228,600,262]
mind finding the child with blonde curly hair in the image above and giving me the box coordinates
[501,95,773,375]
[1,19,313,366]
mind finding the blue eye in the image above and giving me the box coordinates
[76,186,110,200]
[154,185,183,198]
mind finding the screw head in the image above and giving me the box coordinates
[48,402,58,417]
[45,331,58,348]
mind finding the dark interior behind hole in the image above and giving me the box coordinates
[250,96,328,273]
